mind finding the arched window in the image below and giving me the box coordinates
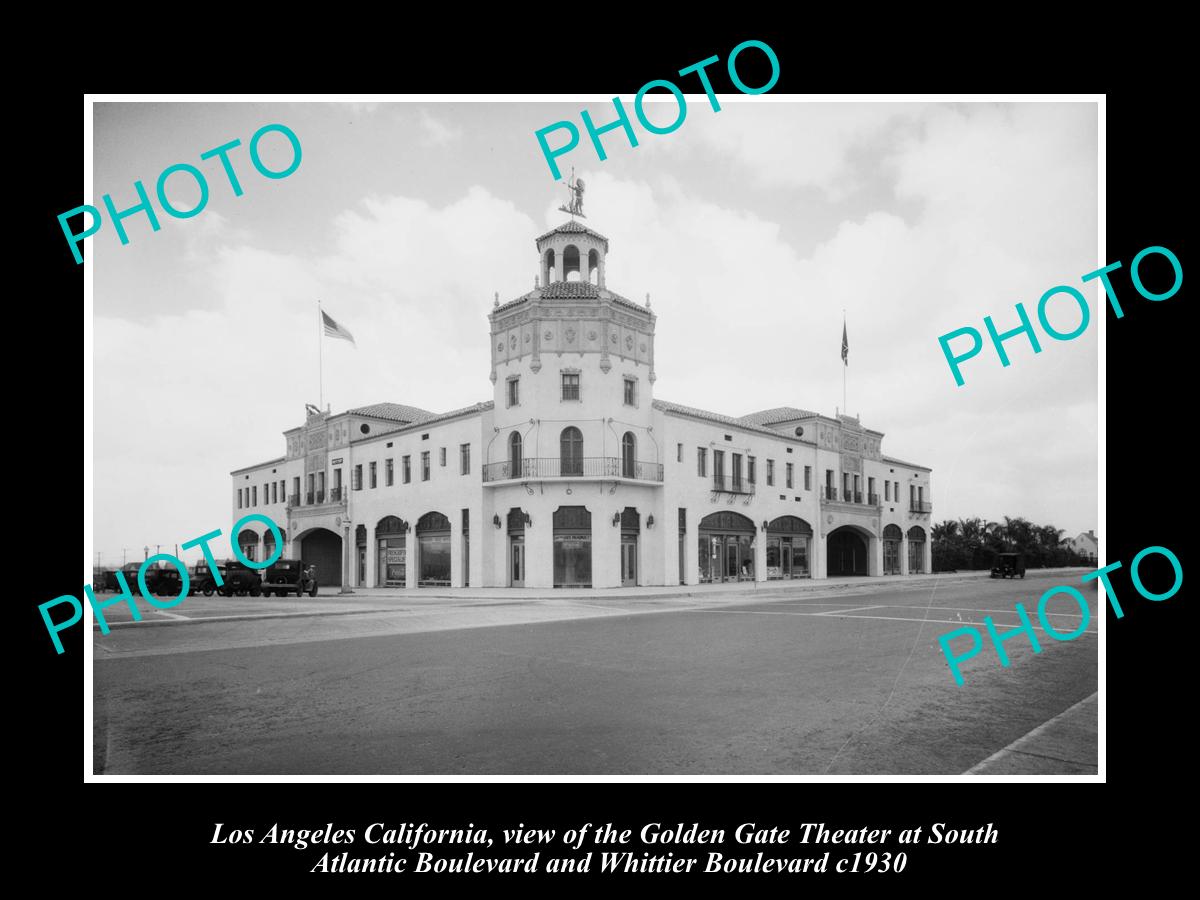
[543,248,555,285]
[509,431,523,477]
[563,244,581,282]
[588,249,600,285]
[622,431,636,478]
[561,426,583,476]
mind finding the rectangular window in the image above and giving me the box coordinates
[885,481,891,501]
[334,469,342,493]
[402,455,411,484]
[786,463,794,489]
[804,466,812,491]
[353,464,362,490]
[460,443,471,475]
[421,451,431,481]
[507,377,519,407]
[439,447,447,467]
[697,447,707,477]
[263,483,269,504]
[677,443,683,463]
[910,484,916,507]
[385,458,394,487]
[252,486,257,506]
[712,449,725,482]
[766,459,775,486]
[561,372,581,401]
[868,477,876,502]
[237,489,243,509]
[292,476,300,500]
[747,455,756,485]
[731,452,742,491]
[623,377,637,406]
[369,461,377,489]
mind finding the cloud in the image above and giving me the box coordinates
[417,109,462,147]
[93,102,1099,562]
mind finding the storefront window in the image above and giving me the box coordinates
[419,534,451,585]
[554,534,592,587]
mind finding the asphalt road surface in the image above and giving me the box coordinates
[92,574,1098,774]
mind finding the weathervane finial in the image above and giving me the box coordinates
[558,167,586,219]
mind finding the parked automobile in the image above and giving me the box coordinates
[93,569,121,592]
[191,561,225,596]
[144,567,183,596]
[216,560,262,597]
[990,552,1026,579]
[260,560,318,597]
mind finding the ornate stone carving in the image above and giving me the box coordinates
[565,327,576,343]
[509,335,517,350]
[587,330,597,341]
[625,335,634,350]
[545,330,553,341]
[524,333,531,344]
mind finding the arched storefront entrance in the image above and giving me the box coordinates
[766,516,812,579]
[376,516,407,587]
[699,511,756,583]
[237,529,260,563]
[416,512,451,587]
[298,528,341,587]
[883,524,903,575]
[553,506,592,587]
[262,526,286,566]
[620,507,640,586]
[908,526,927,574]
[827,526,869,576]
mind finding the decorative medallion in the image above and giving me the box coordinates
[566,327,576,342]
[587,330,597,341]
[524,333,531,343]
[625,335,634,350]
[826,515,834,524]
[509,335,517,350]
[610,333,618,344]
[545,330,553,341]
[496,342,503,351]
[639,342,646,352]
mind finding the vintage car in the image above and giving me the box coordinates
[216,560,263,597]
[990,552,1026,579]
[260,559,318,597]
[145,567,183,596]
[191,561,225,596]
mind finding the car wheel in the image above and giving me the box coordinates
[235,589,247,597]
[202,586,214,596]
[309,583,318,597]
[249,586,261,597]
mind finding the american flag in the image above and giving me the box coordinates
[841,321,849,366]
[322,310,356,346]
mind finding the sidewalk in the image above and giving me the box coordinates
[966,692,1098,775]
[328,568,1092,603]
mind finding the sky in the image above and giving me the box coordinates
[91,99,1098,565]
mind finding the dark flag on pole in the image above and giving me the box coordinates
[322,310,357,346]
[841,320,849,366]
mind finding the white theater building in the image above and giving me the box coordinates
[229,220,933,590]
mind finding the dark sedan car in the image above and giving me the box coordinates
[990,552,1026,579]
[216,560,262,597]
[260,559,318,597]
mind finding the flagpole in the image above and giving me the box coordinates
[318,299,324,411]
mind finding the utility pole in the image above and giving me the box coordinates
[121,548,131,566]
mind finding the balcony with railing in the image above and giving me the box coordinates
[290,488,345,510]
[711,474,755,496]
[483,456,664,484]
[329,487,343,502]
[821,485,882,511]
[911,500,933,513]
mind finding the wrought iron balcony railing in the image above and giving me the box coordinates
[483,457,664,483]
[711,475,755,495]
[911,500,933,512]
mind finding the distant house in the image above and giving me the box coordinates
[1070,530,1098,561]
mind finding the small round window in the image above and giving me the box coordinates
[360,424,370,434]
[794,426,804,437]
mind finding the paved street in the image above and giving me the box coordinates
[92,572,1099,775]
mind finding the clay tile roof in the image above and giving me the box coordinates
[738,406,820,427]
[349,402,436,423]
[535,220,610,249]
[653,399,812,441]
[540,281,600,299]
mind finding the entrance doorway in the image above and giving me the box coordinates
[698,511,756,583]
[766,516,812,579]
[510,537,525,587]
[883,524,902,575]
[621,536,637,586]
[553,506,592,588]
[620,507,639,587]
[299,528,342,587]
[827,527,869,576]
[376,516,407,587]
